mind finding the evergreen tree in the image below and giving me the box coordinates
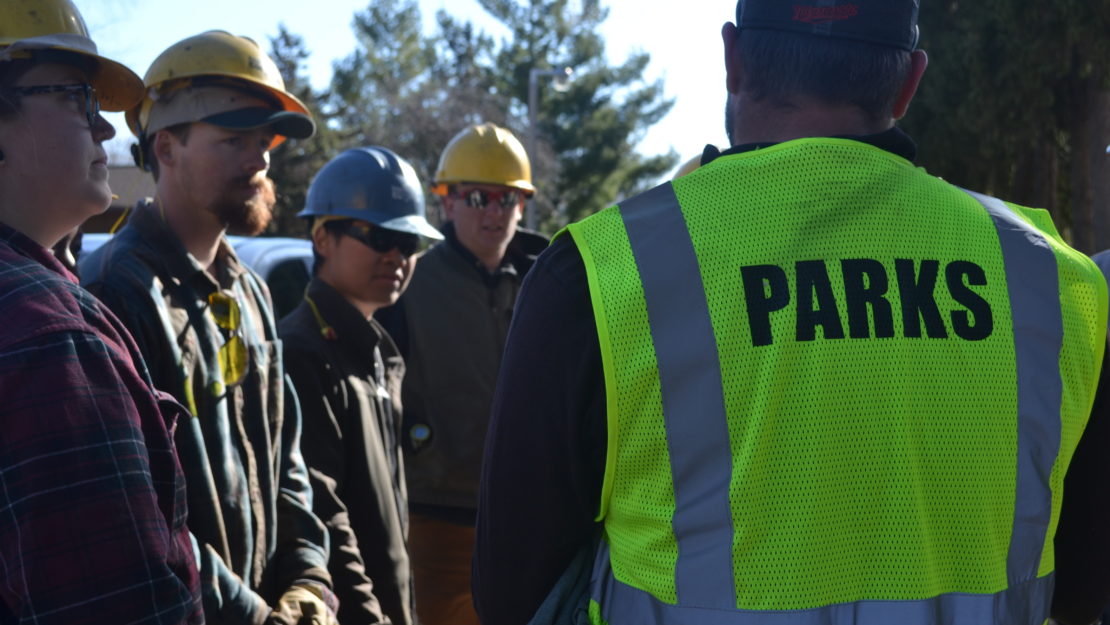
[902,0,1110,251]
[267,24,342,237]
[329,0,506,224]
[480,0,676,227]
[327,0,676,232]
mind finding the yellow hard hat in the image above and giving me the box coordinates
[0,0,143,111]
[674,154,702,179]
[126,30,312,146]
[433,123,535,195]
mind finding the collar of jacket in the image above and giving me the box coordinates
[305,277,389,356]
[128,200,251,293]
[441,220,551,278]
[0,221,77,283]
[701,125,918,166]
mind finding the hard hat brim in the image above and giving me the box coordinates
[432,179,536,196]
[379,215,444,241]
[1,34,143,111]
[298,208,444,241]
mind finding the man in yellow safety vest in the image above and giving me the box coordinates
[474,1,1110,624]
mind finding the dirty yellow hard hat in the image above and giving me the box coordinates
[673,154,702,179]
[0,0,144,111]
[126,30,313,147]
[433,123,535,196]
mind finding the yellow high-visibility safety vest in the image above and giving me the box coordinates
[563,138,1107,625]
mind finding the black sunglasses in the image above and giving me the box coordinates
[335,221,420,256]
[3,83,100,128]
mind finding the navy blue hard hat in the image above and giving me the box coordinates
[299,147,443,240]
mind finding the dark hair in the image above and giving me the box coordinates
[310,219,351,275]
[737,29,911,121]
[142,123,192,180]
[0,59,36,118]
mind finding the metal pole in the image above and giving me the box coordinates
[525,67,573,231]
[527,68,541,231]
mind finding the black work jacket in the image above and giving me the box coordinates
[376,222,549,520]
[280,279,413,625]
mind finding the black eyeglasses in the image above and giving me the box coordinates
[459,188,522,213]
[3,83,100,128]
[336,221,421,256]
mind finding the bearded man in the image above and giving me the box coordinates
[81,31,338,625]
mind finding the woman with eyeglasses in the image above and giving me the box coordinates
[0,1,201,622]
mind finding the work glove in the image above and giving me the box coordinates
[267,580,340,625]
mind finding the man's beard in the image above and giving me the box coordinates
[211,175,277,236]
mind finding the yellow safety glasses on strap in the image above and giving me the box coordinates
[208,290,249,392]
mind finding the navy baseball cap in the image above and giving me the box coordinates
[736,0,920,51]
[145,84,314,140]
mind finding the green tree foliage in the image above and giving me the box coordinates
[902,0,1110,251]
[329,0,507,223]
[480,0,676,226]
[322,0,675,231]
[267,24,342,236]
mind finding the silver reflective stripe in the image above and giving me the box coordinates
[964,189,1064,585]
[592,538,1054,625]
[620,184,737,608]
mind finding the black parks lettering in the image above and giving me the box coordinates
[740,259,994,346]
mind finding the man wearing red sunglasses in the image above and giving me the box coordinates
[375,122,548,625]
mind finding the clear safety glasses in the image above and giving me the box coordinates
[208,291,249,389]
[3,83,100,128]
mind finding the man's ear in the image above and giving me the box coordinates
[441,196,456,221]
[152,129,178,170]
[312,222,333,258]
[723,22,743,95]
[892,50,928,120]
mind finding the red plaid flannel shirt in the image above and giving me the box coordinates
[0,225,202,624]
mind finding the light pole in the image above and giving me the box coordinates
[527,66,574,230]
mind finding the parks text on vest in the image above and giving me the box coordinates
[741,258,993,346]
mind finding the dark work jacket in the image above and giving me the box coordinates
[81,202,331,624]
[280,279,413,625]
[377,223,549,518]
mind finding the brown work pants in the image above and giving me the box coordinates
[409,513,480,625]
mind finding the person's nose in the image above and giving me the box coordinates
[91,114,116,142]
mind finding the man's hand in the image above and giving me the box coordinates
[268,581,340,625]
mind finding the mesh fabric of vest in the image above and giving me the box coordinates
[566,138,1106,611]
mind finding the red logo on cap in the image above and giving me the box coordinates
[792,4,859,24]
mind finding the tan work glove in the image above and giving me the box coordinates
[268,581,340,625]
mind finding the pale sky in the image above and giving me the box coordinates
[83,0,734,175]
